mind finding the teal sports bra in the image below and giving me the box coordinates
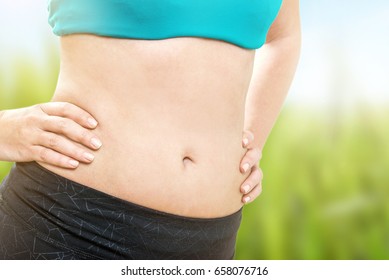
[48,0,282,50]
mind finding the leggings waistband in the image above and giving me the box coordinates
[0,162,242,259]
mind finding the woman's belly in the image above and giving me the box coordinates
[39,35,255,218]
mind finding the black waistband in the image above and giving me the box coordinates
[0,162,242,259]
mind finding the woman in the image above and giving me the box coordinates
[0,0,300,259]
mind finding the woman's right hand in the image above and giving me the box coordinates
[0,102,102,169]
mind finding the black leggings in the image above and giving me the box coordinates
[0,162,242,260]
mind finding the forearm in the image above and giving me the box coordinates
[244,33,301,150]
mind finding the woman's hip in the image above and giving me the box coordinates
[0,162,242,259]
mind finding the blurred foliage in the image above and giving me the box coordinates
[1,55,388,260]
[0,48,59,181]
[236,106,389,259]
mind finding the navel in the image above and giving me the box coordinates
[182,156,195,167]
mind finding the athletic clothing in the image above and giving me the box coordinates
[48,0,283,49]
[0,162,242,260]
[0,1,282,260]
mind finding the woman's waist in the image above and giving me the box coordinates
[43,90,247,218]
[38,135,247,218]
[50,84,248,176]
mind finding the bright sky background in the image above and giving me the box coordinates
[0,0,388,107]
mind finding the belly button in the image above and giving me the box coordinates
[182,156,195,167]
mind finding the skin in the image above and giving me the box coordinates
[0,0,300,218]
[0,103,101,167]
[243,0,301,202]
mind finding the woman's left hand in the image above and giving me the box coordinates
[240,131,263,204]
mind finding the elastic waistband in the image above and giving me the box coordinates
[0,162,242,259]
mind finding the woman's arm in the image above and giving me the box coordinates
[239,0,301,202]
[0,102,102,168]
[244,0,301,150]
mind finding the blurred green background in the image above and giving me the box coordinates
[1,1,389,259]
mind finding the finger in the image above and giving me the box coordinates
[32,146,80,169]
[242,183,263,204]
[242,130,255,148]
[36,131,95,164]
[38,102,98,129]
[41,116,102,150]
[240,166,263,194]
[240,147,262,173]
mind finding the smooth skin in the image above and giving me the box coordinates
[0,0,300,216]
[242,0,301,203]
[0,103,101,168]
[0,105,259,203]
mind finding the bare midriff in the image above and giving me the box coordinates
[38,34,256,218]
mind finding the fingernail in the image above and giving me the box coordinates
[242,163,250,173]
[91,138,102,149]
[69,160,79,168]
[243,138,249,147]
[83,152,94,162]
[88,118,98,128]
[242,185,250,194]
[244,196,251,204]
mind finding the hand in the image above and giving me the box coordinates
[0,102,102,169]
[239,130,263,204]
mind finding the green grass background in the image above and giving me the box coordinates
[1,54,388,260]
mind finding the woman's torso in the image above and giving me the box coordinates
[38,35,255,218]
